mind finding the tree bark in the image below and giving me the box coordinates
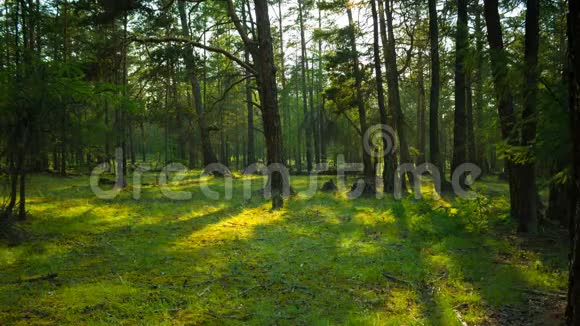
[17,146,25,220]
[516,0,540,232]
[371,0,389,192]
[474,3,486,171]
[317,6,326,164]
[245,53,255,166]
[417,51,426,164]
[311,56,321,165]
[428,0,443,174]
[298,0,313,172]
[6,156,17,217]
[466,73,476,163]
[60,0,68,176]
[241,1,255,167]
[566,0,580,321]
[378,0,395,193]
[384,0,412,189]
[452,0,468,181]
[484,0,536,231]
[141,120,146,163]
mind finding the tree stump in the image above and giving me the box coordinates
[321,179,338,193]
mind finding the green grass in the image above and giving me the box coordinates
[0,172,569,325]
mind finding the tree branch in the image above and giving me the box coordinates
[133,37,257,75]
[397,22,415,76]
[226,0,255,52]
[209,74,256,112]
[342,111,363,137]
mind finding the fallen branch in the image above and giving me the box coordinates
[206,310,249,321]
[381,272,413,287]
[20,273,58,283]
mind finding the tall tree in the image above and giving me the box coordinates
[473,2,485,169]
[227,0,285,208]
[60,0,69,176]
[377,0,395,192]
[298,0,313,172]
[346,3,374,192]
[242,0,255,166]
[466,71,476,163]
[370,0,389,192]
[566,0,580,322]
[428,0,442,176]
[452,0,468,182]
[417,51,426,164]
[384,0,413,188]
[483,0,538,232]
[316,4,326,164]
[517,0,540,231]
[177,0,218,167]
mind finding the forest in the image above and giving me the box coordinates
[1,0,580,324]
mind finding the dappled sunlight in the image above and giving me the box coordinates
[175,204,285,247]
[0,174,570,324]
[0,0,572,321]
[45,282,140,310]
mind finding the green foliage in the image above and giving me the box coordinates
[456,194,494,233]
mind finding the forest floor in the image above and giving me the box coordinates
[0,172,570,325]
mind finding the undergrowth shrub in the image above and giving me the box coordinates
[455,194,494,233]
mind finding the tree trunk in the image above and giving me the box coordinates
[177,0,218,167]
[384,0,412,188]
[417,51,426,164]
[515,0,540,232]
[347,7,374,192]
[371,0,389,193]
[310,56,321,165]
[60,112,66,176]
[466,73,476,163]
[60,0,68,177]
[228,0,285,208]
[484,0,532,230]
[299,0,313,172]
[428,0,443,174]
[245,55,255,166]
[256,0,285,208]
[318,7,326,163]
[295,55,303,173]
[452,0,468,182]
[378,0,395,193]
[241,1,255,167]
[121,13,129,183]
[566,0,580,321]
[17,149,25,220]
[474,3,486,171]
[129,120,135,165]
[141,120,146,163]
[6,156,17,216]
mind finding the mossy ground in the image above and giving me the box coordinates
[0,172,569,325]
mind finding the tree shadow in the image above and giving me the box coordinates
[0,176,569,324]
